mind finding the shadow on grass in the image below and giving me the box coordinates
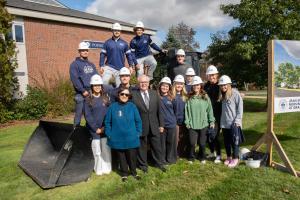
[244,99,267,112]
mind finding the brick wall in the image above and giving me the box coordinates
[24,17,135,87]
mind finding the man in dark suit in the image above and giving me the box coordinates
[131,75,166,173]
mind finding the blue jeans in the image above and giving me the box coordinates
[74,93,84,126]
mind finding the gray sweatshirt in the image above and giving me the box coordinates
[220,89,243,129]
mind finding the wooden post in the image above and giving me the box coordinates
[251,40,298,177]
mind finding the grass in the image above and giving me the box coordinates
[1,98,300,200]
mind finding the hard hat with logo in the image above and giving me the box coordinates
[173,75,185,83]
[192,76,203,85]
[78,42,89,50]
[239,148,251,160]
[119,67,131,76]
[135,21,144,29]
[218,75,232,85]
[159,77,172,85]
[112,23,122,31]
[185,68,196,76]
[90,74,103,85]
[176,49,185,56]
[206,65,219,75]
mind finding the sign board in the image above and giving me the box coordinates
[83,40,104,49]
[273,40,300,113]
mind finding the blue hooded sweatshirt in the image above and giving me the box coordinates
[69,57,98,94]
[99,37,133,70]
[160,96,177,129]
[173,94,186,125]
[130,34,162,65]
[84,95,109,139]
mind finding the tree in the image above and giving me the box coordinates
[162,22,200,51]
[208,0,300,88]
[0,0,18,105]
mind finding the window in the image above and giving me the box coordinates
[14,25,24,43]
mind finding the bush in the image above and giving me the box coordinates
[0,102,14,123]
[13,87,48,120]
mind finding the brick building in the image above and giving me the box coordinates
[6,0,156,97]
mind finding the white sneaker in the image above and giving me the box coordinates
[207,152,216,159]
[200,160,206,164]
[188,160,193,164]
[214,156,221,164]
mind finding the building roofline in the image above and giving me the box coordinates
[6,0,157,35]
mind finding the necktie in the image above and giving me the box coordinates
[143,92,149,109]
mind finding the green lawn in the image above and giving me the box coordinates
[0,99,300,200]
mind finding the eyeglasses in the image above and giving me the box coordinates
[177,55,185,57]
[119,93,130,97]
[79,49,89,52]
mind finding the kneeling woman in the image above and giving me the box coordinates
[218,75,243,168]
[104,88,142,182]
[185,76,215,164]
[84,74,112,175]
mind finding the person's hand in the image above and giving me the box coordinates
[96,128,101,135]
[82,91,89,97]
[135,64,140,70]
[210,123,215,129]
[99,67,105,75]
[128,66,134,74]
[159,127,164,133]
[162,49,168,54]
[100,127,105,134]
[234,123,241,127]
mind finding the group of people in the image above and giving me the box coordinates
[69,21,244,182]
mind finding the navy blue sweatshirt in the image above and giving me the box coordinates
[173,94,186,125]
[160,96,177,129]
[185,84,192,94]
[69,57,98,94]
[130,34,162,65]
[84,95,109,139]
[99,37,133,70]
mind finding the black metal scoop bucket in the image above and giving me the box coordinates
[19,121,94,189]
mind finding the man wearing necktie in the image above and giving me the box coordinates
[131,75,166,173]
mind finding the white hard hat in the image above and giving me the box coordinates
[78,42,89,50]
[185,68,196,76]
[239,148,251,160]
[112,23,122,30]
[119,67,131,76]
[218,75,232,85]
[192,76,203,85]
[135,21,144,29]
[176,49,185,56]
[173,75,185,83]
[206,65,219,75]
[90,74,103,85]
[159,77,172,85]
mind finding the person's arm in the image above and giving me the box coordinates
[104,105,113,138]
[84,100,98,133]
[184,101,191,129]
[130,40,138,66]
[133,105,142,136]
[125,43,134,67]
[148,36,162,52]
[69,63,85,93]
[157,92,165,128]
[234,91,243,126]
[99,42,107,68]
[207,98,215,127]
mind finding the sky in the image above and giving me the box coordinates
[274,40,300,71]
[58,0,239,51]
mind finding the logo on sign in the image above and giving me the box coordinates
[84,65,94,74]
[279,99,287,111]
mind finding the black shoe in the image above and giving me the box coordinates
[139,167,148,173]
[133,175,141,180]
[158,165,167,173]
[121,176,128,182]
